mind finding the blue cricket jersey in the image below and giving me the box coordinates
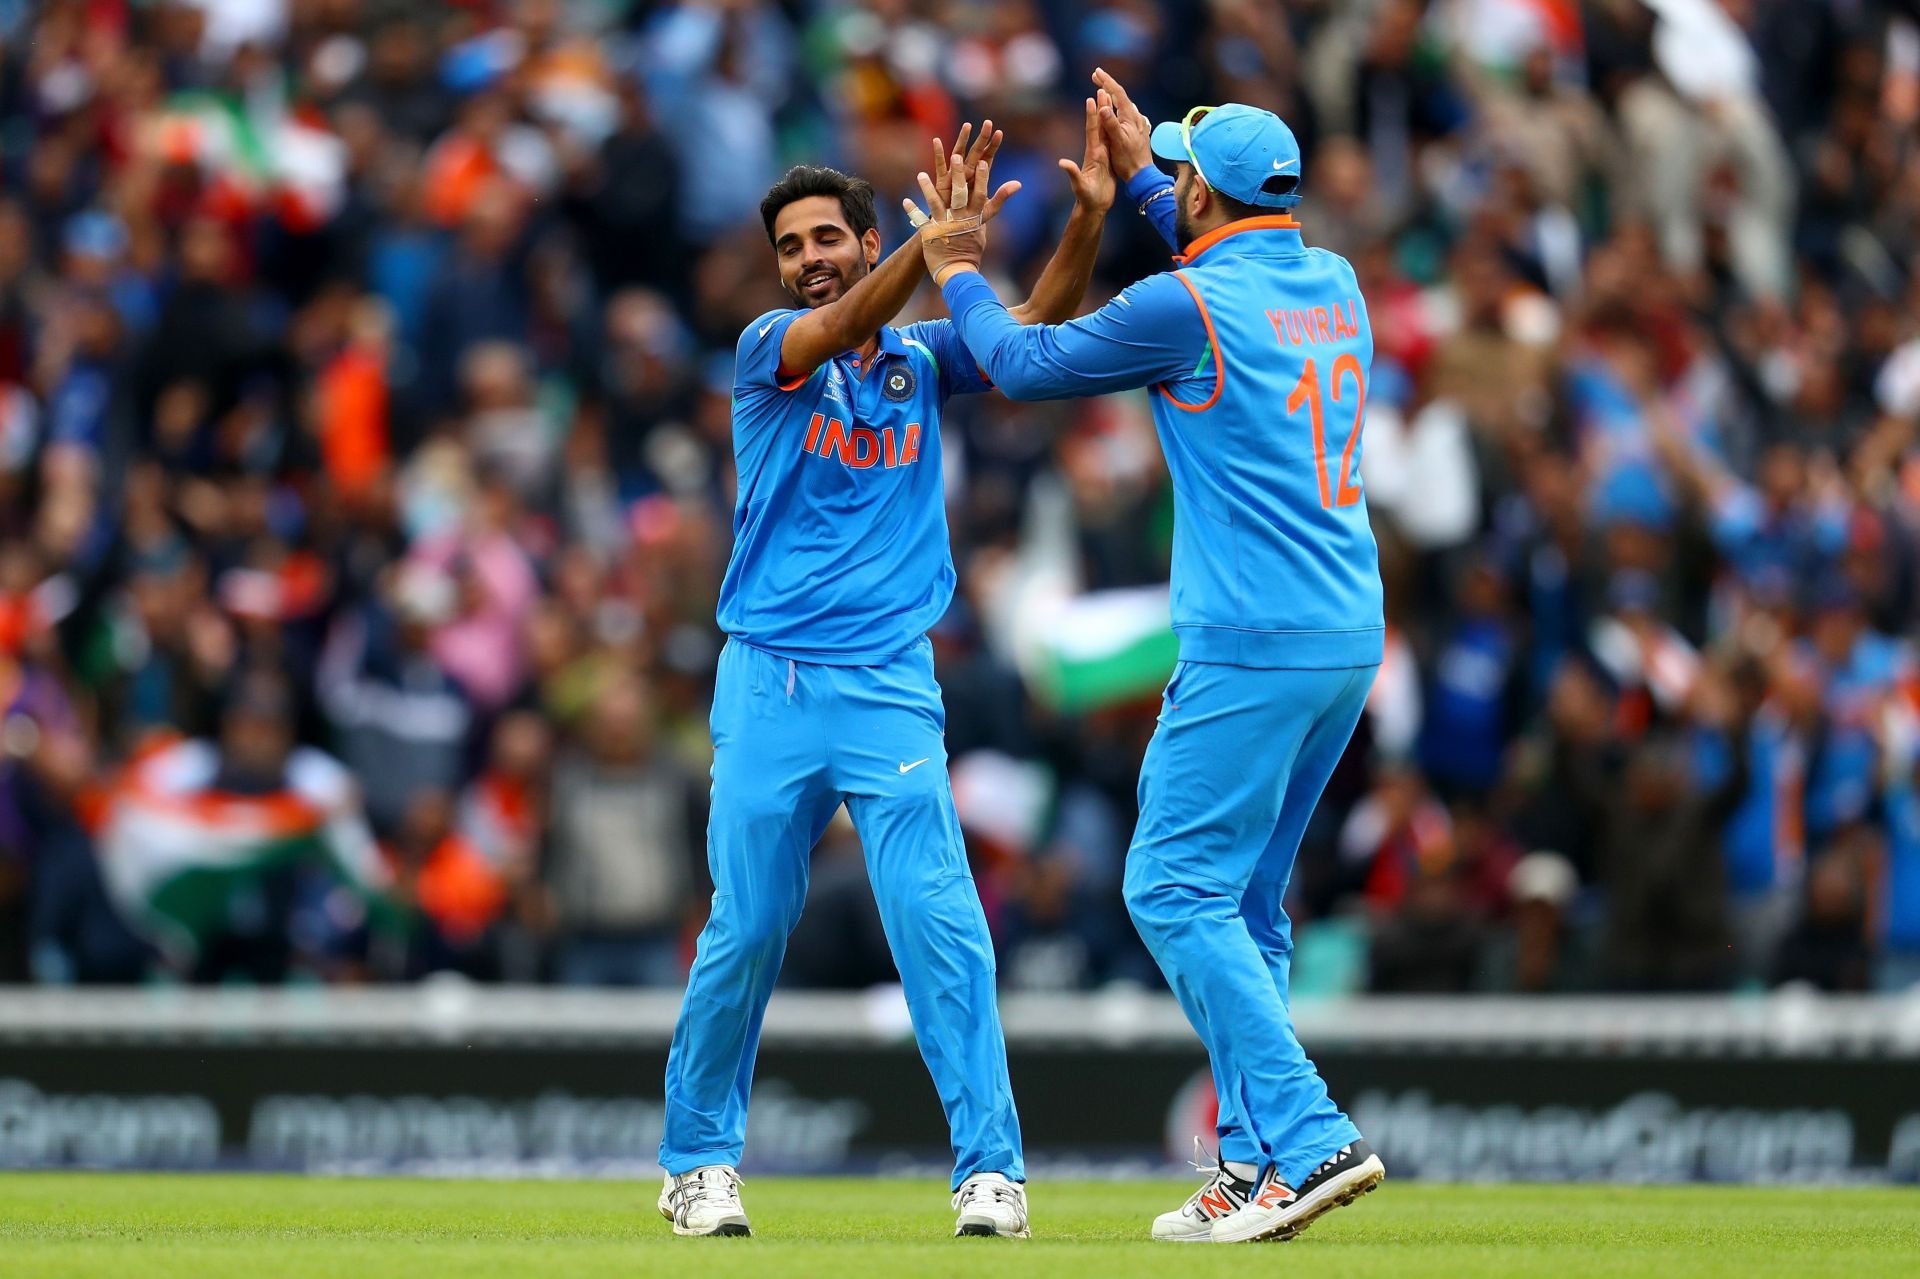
[939,169,1383,668]
[716,308,990,663]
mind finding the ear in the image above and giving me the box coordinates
[863,227,882,266]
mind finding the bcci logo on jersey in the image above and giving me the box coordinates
[882,365,915,402]
[803,413,924,470]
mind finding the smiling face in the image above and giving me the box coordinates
[771,195,881,309]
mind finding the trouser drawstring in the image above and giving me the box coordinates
[786,659,796,702]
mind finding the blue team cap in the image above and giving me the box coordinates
[1148,103,1302,209]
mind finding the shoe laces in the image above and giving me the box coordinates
[1183,1136,1238,1214]
[952,1174,1023,1213]
[672,1166,743,1209]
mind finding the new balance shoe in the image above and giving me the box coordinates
[1208,1139,1385,1244]
[952,1172,1030,1237]
[658,1165,752,1237]
[1152,1137,1255,1242]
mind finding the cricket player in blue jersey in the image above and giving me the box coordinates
[657,112,1115,1239]
[907,71,1387,1243]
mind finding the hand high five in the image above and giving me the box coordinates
[904,118,1021,287]
[906,119,1021,233]
[1060,95,1116,213]
[1092,67,1154,182]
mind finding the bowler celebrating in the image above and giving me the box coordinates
[658,113,1114,1240]
[907,74,1387,1243]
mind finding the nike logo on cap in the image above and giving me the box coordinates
[1273,158,1298,171]
[898,758,930,774]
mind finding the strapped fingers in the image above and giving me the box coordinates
[902,198,931,229]
[963,158,992,216]
[949,157,970,214]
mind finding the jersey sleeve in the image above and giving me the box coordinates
[735,308,808,393]
[1124,168,1180,252]
[896,317,994,400]
[939,270,1206,402]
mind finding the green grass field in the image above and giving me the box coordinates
[2,1173,1915,1278]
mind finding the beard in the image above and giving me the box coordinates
[1175,204,1197,254]
[786,253,871,309]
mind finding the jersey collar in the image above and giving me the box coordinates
[843,324,908,375]
[1174,214,1303,265]
[843,326,909,360]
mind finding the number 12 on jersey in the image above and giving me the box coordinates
[1287,354,1366,509]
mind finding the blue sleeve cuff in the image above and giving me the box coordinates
[940,269,1001,316]
[1126,168,1174,206]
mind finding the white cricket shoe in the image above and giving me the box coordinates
[658,1165,752,1237]
[1208,1139,1385,1244]
[1152,1137,1254,1242]
[952,1171,1030,1237]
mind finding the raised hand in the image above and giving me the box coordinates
[904,121,1022,286]
[1059,96,1115,213]
[1092,67,1154,182]
[929,120,1003,217]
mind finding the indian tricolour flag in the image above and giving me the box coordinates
[97,738,393,965]
[1023,585,1179,713]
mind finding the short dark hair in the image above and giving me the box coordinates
[1212,189,1262,221]
[760,165,878,245]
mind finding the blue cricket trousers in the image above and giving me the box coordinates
[660,638,1023,1189]
[1124,660,1374,1185]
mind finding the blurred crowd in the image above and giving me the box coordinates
[2,0,1920,996]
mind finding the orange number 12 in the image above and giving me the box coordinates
[1286,354,1366,509]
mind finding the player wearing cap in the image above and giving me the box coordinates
[656,113,1115,1241]
[906,73,1386,1243]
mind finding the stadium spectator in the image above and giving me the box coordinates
[543,673,704,986]
[1773,834,1879,992]
[318,562,475,835]
[96,672,396,983]
[1597,731,1736,991]
[390,786,507,980]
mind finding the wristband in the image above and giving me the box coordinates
[1138,187,1174,215]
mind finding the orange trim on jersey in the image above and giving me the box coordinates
[774,366,813,391]
[1174,214,1301,265]
[1157,270,1224,414]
